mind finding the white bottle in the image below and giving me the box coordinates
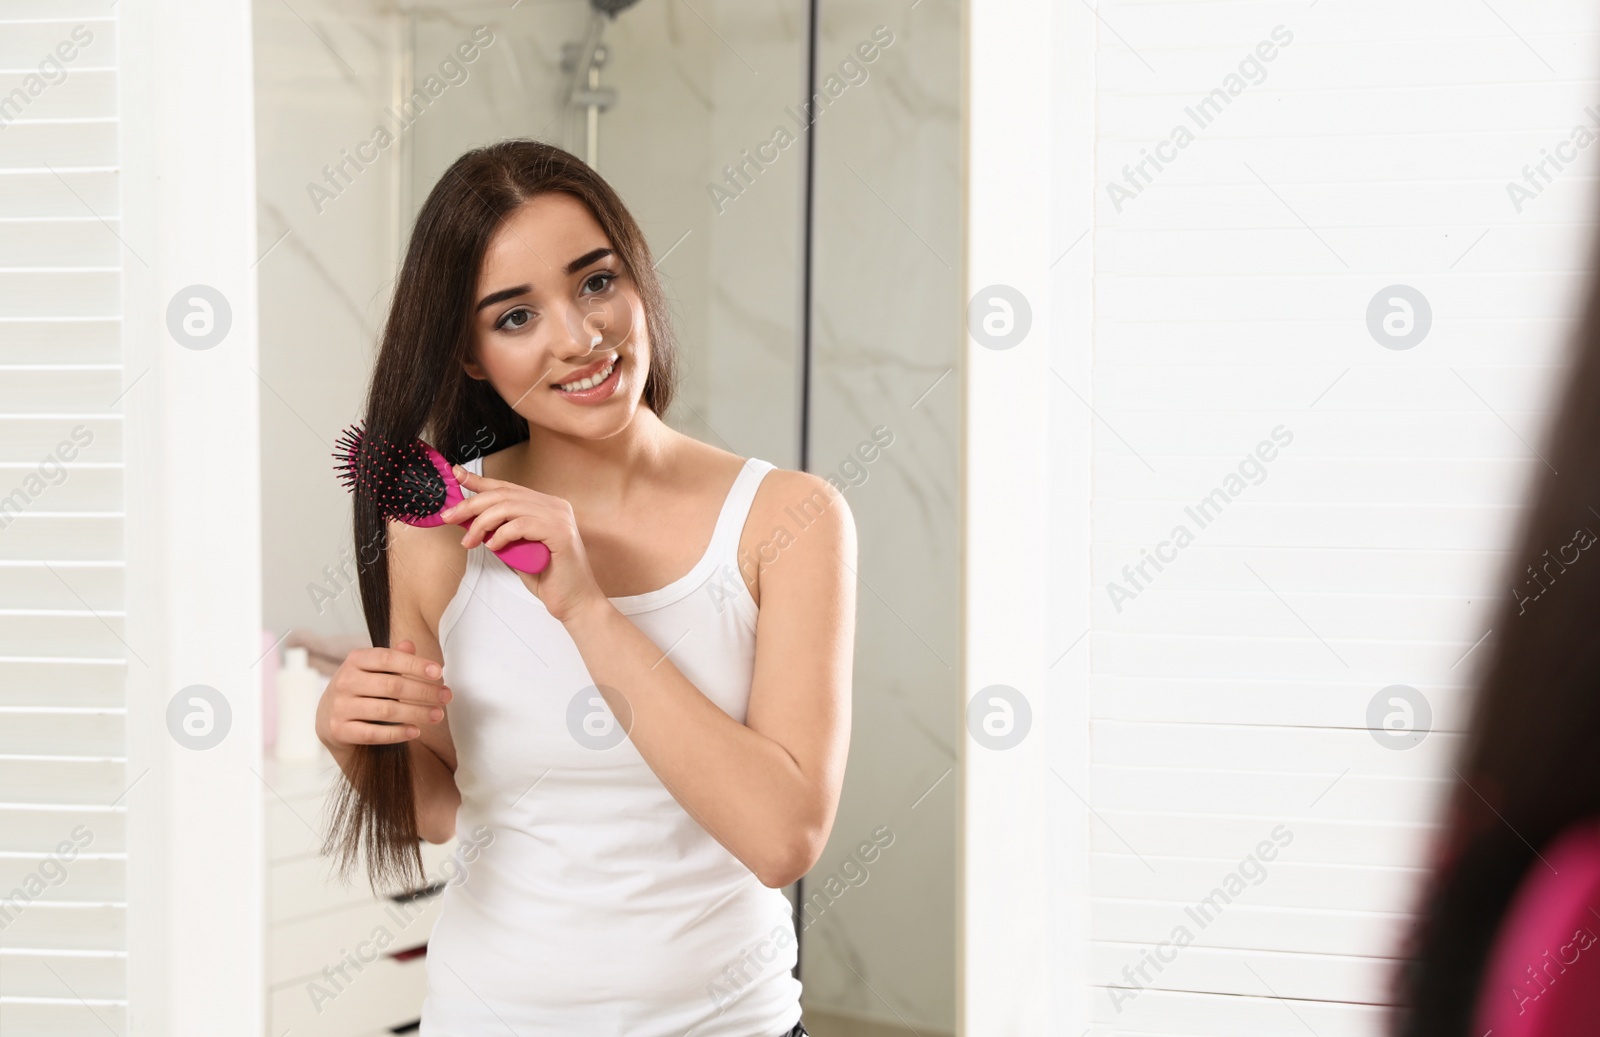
[276,646,327,762]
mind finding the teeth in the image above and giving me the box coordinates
[554,356,616,392]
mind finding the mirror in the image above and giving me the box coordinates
[253,2,958,1035]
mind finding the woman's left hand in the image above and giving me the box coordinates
[439,465,608,625]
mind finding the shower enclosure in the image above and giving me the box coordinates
[253,0,959,1032]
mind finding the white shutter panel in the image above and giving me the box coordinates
[0,6,127,1035]
[1086,3,1600,1034]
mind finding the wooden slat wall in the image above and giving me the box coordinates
[0,3,128,1034]
[1085,1,1600,1031]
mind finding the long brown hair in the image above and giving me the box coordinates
[325,139,682,892]
[1391,204,1600,1030]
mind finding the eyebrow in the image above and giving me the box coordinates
[474,247,615,312]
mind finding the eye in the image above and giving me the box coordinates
[495,307,533,331]
[582,271,617,295]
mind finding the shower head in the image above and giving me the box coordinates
[590,0,641,17]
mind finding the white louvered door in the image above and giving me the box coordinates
[3,1,264,1033]
[1083,2,1600,1034]
[0,6,128,1034]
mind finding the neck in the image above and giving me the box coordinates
[511,403,677,508]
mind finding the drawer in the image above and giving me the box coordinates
[269,892,443,986]
[269,949,429,1037]
[270,839,461,924]
[0,1003,128,1037]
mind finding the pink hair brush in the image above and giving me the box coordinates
[333,421,551,575]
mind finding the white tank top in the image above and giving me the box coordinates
[418,451,803,1037]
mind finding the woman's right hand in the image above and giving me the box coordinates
[315,639,453,754]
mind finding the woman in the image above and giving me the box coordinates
[314,139,855,1036]
[1391,196,1600,1032]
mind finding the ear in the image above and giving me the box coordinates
[462,357,487,381]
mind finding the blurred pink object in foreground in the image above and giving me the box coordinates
[1473,820,1600,1037]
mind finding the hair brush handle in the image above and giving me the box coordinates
[442,510,550,574]
[489,537,552,575]
[429,445,550,574]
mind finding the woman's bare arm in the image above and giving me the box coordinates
[317,518,465,845]
[387,519,464,843]
[560,469,856,887]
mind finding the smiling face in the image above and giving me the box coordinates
[463,191,648,435]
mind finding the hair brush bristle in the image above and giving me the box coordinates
[332,421,449,522]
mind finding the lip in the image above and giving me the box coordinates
[551,354,621,405]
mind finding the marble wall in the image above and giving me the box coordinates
[254,0,407,644]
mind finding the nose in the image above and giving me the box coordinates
[548,305,599,361]
[554,297,616,360]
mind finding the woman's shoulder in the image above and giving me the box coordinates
[694,444,852,554]
[733,461,856,610]
[673,435,846,506]
[751,467,853,537]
